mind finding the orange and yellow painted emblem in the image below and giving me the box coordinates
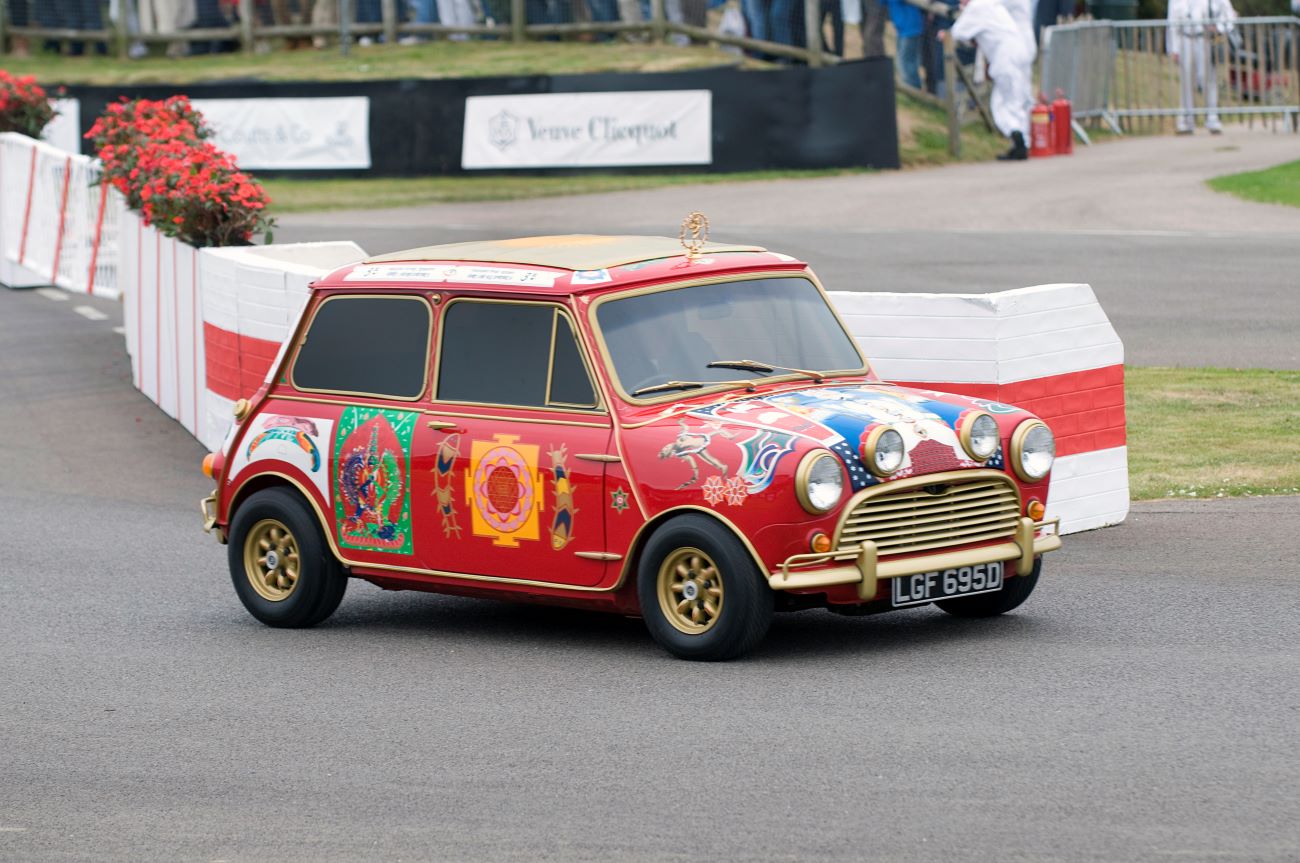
[466,434,544,547]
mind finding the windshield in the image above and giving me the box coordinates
[595,277,866,398]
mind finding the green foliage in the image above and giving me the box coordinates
[1208,160,1300,208]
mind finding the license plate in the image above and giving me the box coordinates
[891,561,1004,607]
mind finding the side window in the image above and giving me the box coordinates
[292,295,431,399]
[437,302,598,409]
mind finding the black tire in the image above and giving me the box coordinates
[227,487,347,628]
[637,513,773,661]
[935,558,1041,618]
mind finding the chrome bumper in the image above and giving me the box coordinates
[200,493,224,543]
[769,517,1062,600]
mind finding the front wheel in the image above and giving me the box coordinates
[227,487,348,628]
[935,558,1041,618]
[637,514,773,661]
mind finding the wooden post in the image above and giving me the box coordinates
[944,37,961,158]
[114,0,130,60]
[803,0,822,67]
[381,0,397,44]
[239,0,255,53]
[340,0,352,55]
[512,0,526,42]
[0,0,8,57]
[650,0,666,44]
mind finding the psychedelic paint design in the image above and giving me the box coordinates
[548,445,577,551]
[229,414,333,501]
[333,407,416,554]
[467,434,544,547]
[610,487,631,513]
[659,419,797,507]
[432,433,463,539]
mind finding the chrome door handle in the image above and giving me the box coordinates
[426,420,459,431]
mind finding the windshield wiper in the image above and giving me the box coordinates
[707,359,826,383]
[630,380,707,397]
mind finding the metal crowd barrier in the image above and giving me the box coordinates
[1042,16,1300,137]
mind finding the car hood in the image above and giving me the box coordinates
[676,382,1029,493]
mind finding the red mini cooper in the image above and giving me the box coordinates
[200,231,1061,660]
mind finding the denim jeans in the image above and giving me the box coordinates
[415,0,441,22]
[896,33,921,89]
[588,0,620,21]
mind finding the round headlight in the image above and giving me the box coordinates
[961,412,1000,460]
[796,451,845,514]
[1011,421,1056,481]
[862,426,905,476]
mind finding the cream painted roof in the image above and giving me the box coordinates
[364,235,766,272]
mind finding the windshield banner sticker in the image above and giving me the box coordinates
[345,264,558,287]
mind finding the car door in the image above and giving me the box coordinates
[411,298,615,588]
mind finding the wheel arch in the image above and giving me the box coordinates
[227,472,339,559]
[614,505,770,593]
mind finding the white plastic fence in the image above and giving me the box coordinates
[0,132,118,298]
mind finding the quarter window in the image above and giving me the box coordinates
[292,295,431,399]
[437,302,597,409]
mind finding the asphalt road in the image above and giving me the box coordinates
[277,127,1300,370]
[3,277,1299,861]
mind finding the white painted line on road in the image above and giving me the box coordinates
[113,326,126,335]
[74,305,109,321]
[35,287,68,302]
[0,826,28,832]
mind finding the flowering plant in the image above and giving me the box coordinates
[86,96,274,248]
[0,70,58,138]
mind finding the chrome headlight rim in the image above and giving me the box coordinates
[960,411,1000,461]
[1010,420,1056,482]
[795,450,845,515]
[861,425,905,477]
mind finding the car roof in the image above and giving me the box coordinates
[363,235,766,272]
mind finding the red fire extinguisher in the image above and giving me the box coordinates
[1052,89,1073,156]
[1030,95,1054,158]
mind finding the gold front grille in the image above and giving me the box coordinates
[836,472,1021,557]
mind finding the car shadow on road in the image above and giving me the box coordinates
[298,584,1053,662]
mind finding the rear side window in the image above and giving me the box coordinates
[292,295,431,399]
[437,301,597,409]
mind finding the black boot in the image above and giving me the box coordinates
[997,131,1028,161]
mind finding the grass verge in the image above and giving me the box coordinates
[1126,366,1300,500]
[1207,160,1300,209]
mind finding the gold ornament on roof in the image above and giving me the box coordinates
[679,211,709,260]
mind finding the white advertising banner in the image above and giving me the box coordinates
[190,97,371,170]
[462,90,712,169]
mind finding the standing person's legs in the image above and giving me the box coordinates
[860,0,884,57]
[1177,39,1196,133]
[896,33,921,89]
[1200,38,1222,132]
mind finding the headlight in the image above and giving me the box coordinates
[796,451,845,514]
[961,412,1000,461]
[1010,421,1056,481]
[861,426,905,477]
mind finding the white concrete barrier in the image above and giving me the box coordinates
[830,284,1129,534]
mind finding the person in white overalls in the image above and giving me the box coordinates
[945,0,1035,160]
[1167,0,1237,134]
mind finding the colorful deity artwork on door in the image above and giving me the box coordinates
[333,407,417,554]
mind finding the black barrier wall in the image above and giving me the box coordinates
[64,60,898,175]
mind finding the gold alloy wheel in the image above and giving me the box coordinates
[657,547,725,635]
[243,518,301,602]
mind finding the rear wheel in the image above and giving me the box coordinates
[935,558,1041,618]
[228,487,347,627]
[637,514,773,661]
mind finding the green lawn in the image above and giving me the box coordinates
[1208,160,1300,209]
[1126,366,1300,500]
[5,41,751,84]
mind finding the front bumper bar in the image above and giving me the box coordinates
[769,517,1061,601]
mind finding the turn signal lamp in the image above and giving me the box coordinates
[202,453,216,479]
[811,532,833,554]
[1027,499,1046,521]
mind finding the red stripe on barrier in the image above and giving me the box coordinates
[86,181,109,296]
[895,364,1126,458]
[204,323,281,402]
[18,148,37,265]
[49,156,73,284]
